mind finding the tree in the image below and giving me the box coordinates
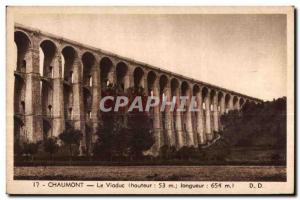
[59,127,82,159]
[94,85,154,160]
[125,86,154,159]
[218,97,287,163]
[93,84,126,160]
[44,137,59,159]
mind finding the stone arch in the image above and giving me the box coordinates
[181,81,189,96]
[61,46,78,122]
[233,96,239,109]
[159,75,169,96]
[170,78,183,147]
[39,39,58,78]
[146,71,158,135]
[193,84,201,96]
[82,52,95,121]
[218,91,224,112]
[116,62,128,91]
[181,81,195,145]
[171,78,179,93]
[209,89,216,133]
[82,51,96,87]
[192,84,201,140]
[218,91,224,102]
[62,46,78,82]
[202,87,209,111]
[40,40,60,130]
[210,89,220,133]
[171,78,180,112]
[14,31,32,144]
[192,85,201,119]
[14,31,31,72]
[210,89,216,112]
[39,38,57,47]
[100,57,114,88]
[147,71,157,96]
[100,57,113,86]
[239,98,245,108]
[225,93,231,112]
[193,84,202,108]
[133,67,144,89]
[180,81,189,130]
[202,87,214,140]
[159,74,169,145]
[171,78,180,108]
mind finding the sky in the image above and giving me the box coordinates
[14,13,287,100]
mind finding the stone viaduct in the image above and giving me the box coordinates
[13,24,262,156]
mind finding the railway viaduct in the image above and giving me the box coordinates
[13,24,262,156]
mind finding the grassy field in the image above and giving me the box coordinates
[14,165,286,181]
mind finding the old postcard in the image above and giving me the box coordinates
[6,6,294,195]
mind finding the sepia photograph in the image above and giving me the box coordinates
[6,6,294,195]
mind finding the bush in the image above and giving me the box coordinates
[44,137,59,159]
[176,146,200,160]
[159,145,177,160]
[59,127,82,158]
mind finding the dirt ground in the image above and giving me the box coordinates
[14,165,286,181]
